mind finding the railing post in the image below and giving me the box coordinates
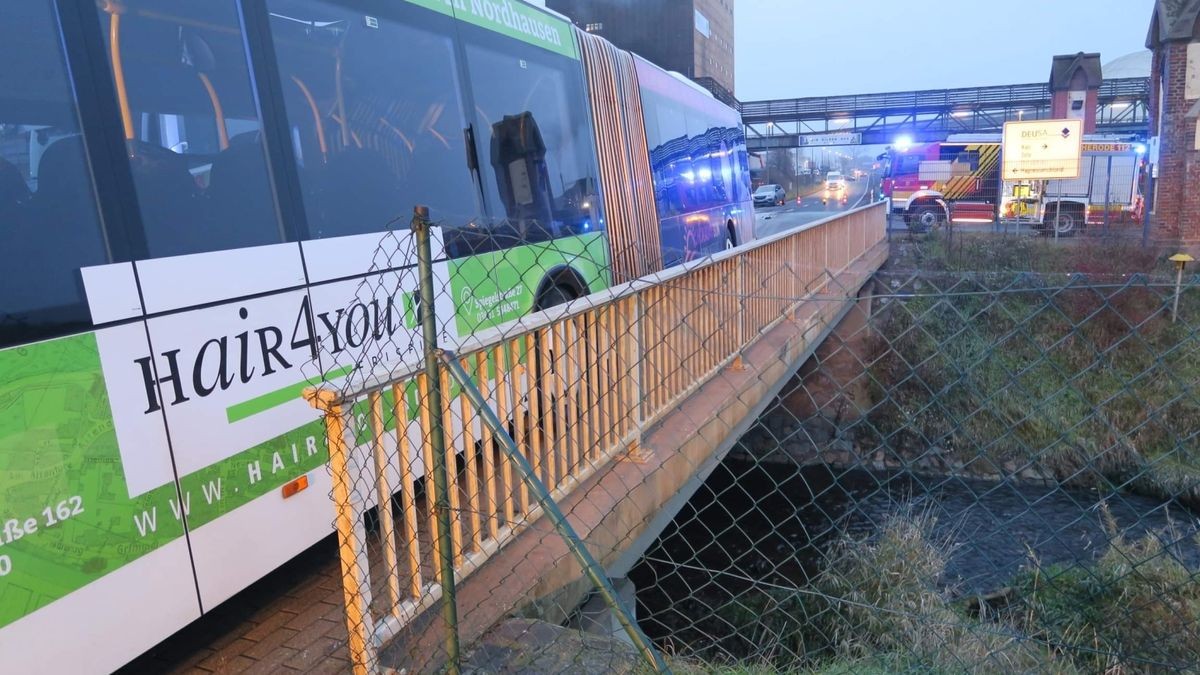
[731,254,746,371]
[633,293,646,444]
[304,388,376,675]
[411,205,461,673]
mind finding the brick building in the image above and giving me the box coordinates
[1147,0,1200,245]
[545,0,736,100]
[1048,53,1103,133]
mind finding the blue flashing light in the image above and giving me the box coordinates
[1134,143,1147,155]
[894,135,914,152]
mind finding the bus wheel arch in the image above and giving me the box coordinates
[534,266,589,310]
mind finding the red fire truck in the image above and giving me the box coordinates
[882,134,1146,234]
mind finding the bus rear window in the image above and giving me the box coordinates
[0,1,111,347]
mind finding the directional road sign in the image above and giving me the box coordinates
[1002,119,1083,180]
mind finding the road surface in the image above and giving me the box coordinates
[754,179,874,238]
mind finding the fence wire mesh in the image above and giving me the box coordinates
[305,216,1198,674]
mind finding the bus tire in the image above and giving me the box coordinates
[535,266,588,311]
[535,284,578,310]
[532,282,588,437]
[726,220,738,249]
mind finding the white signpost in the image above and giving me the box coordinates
[1002,119,1083,180]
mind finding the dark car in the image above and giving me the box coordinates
[753,184,786,207]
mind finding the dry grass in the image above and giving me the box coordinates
[1006,508,1200,673]
[669,510,1199,673]
[866,234,1200,506]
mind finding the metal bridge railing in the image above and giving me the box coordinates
[739,77,1150,124]
[304,202,887,673]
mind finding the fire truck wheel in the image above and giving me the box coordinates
[1048,209,1079,236]
[910,206,942,233]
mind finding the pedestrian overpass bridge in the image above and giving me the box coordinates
[741,77,1150,150]
[307,202,889,673]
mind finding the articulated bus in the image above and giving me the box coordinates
[0,0,752,670]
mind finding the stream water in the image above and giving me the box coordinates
[630,458,1200,646]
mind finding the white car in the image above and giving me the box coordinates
[753,184,786,207]
[825,172,847,192]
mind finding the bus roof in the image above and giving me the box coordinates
[632,54,738,122]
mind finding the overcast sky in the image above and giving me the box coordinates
[733,0,1155,101]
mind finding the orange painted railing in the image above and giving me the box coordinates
[309,201,887,673]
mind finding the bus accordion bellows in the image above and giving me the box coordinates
[0,0,753,670]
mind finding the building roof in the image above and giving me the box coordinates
[1103,51,1152,78]
[1049,52,1103,90]
[1146,0,1200,47]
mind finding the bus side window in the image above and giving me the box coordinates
[263,0,478,243]
[460,24,604,254]
[0,2,111,348]
[95,0,284,258]
[646,90,690,221]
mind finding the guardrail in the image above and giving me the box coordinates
[306,201,888,673]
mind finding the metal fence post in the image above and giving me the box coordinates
[411,205,462,673]
[1103,155,1113,235]
[304,389,375,675]
[1054,179,1063,241]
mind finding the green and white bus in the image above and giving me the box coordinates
[0,0,752,670]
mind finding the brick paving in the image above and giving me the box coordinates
[117,537,352,674]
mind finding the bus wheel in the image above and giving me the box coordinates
[910,206,942,233]
[535,284,578,311]
[726,220,738,249]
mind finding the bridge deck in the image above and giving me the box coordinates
[120,205,889,674]
[376,238,888,672]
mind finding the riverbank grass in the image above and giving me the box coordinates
[870,234,1200,507]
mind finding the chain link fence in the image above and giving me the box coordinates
[634,231,1200,674]
[305,216,1197,674]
